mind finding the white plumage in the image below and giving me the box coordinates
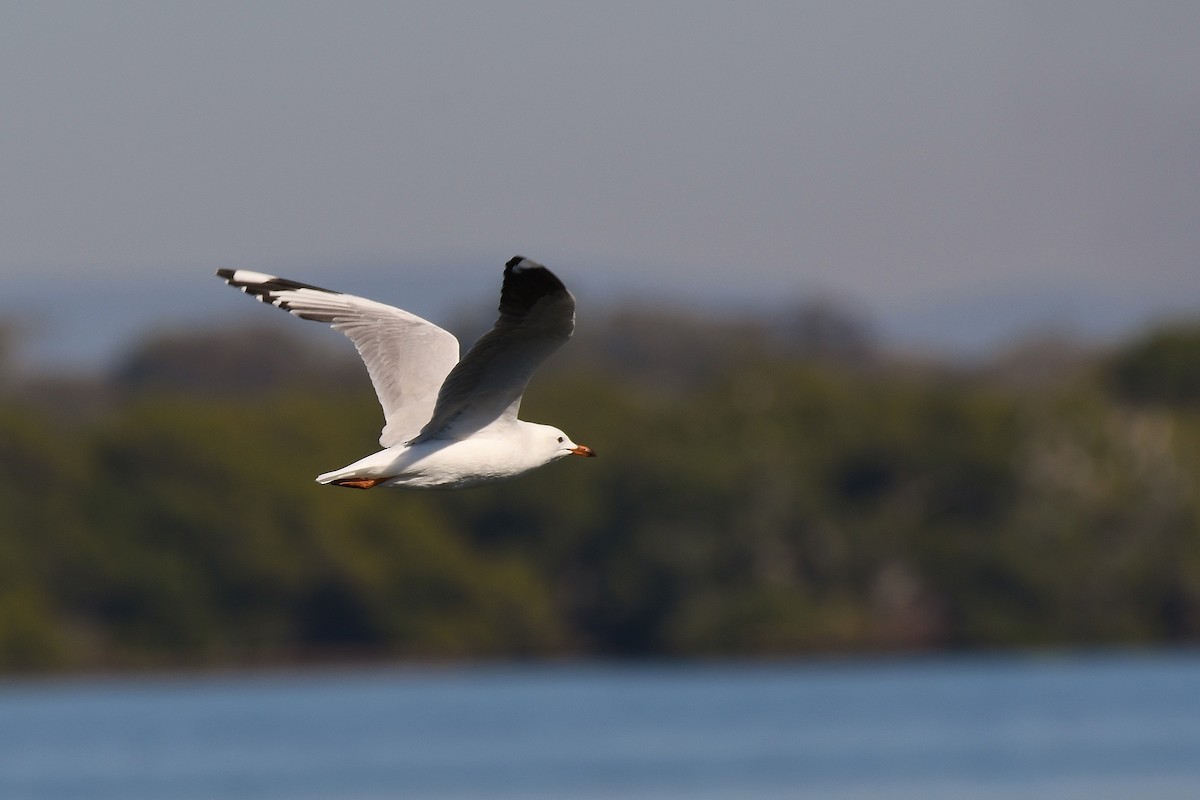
[216,256,595,489]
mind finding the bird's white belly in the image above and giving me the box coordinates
[322,435,544,490]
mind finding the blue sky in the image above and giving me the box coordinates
[3,2,1199,368]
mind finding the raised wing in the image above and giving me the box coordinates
[412,257,575,442]
[216,269,460,447]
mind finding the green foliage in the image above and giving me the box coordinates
[1,314,1200,672]
[1108,324,1200,406]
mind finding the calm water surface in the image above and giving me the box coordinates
[2,651,1199,800]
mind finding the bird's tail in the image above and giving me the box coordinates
[315,452,396,489]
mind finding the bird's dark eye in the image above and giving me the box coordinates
[557,436,564,443]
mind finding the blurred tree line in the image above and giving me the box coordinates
[1,308,1199,672]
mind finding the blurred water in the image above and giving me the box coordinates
[1,651,1199,800]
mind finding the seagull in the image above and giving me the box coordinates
[216,256,596,489]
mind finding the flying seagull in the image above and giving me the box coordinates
[216,256,596,489]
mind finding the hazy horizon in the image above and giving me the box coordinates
[3,3,1198,368]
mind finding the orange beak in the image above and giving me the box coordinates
[570,444,597,458]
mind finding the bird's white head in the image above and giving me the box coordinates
[536,424,597,461]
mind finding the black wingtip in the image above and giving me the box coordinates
[499,256,569,317]
[217,270,337,296]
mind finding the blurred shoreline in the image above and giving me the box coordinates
[2,306,1199,674]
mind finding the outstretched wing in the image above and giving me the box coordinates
[412,257,575,442]
[216,269,460,447]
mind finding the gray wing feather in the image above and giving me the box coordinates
[411,257,575,442]
[216,269,460,447]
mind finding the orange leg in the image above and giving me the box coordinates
[330,477,390,490]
